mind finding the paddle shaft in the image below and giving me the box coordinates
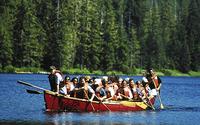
[83,90,95,111]
[17,80,47,91]
[152,78,164,109]
[94,95,111,111]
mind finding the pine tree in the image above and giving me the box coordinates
[158,1,174,69]
[86,0,103,70]
[0,0,13,69]
[60,0,80,69]
[123,0,141,71]
[100,0,119,71]
[12,1,26,67]
[186,0,200,71]
[40,0,64,69]
[12,0,45,68]
[141,0,161,69]
[173,0,191,73]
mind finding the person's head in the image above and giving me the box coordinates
[50,66,56,73]
[101,79,107,87]
[118,78,123,84]
[129,79,135,87]
[136,81,141,85]
[102,76,108,82]
[121,80,128,88]
[125,77,130,83]
[79,77,86,87]
[85,76,91,82]
[147,68,155,76]
[65,76,70,81]
[72,77,78,85]
[129,79,134,84]
[137,81,143,88]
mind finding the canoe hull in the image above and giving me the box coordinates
[44,90,155,112]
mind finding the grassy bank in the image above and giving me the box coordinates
[0,66,199,77]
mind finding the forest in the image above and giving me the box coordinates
[0,0,199,74]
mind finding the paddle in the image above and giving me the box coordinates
[26,89,43,94]
[152,79,164,109]
[83,90,95,111]
[94,95,111,111]
[17,80,48,91]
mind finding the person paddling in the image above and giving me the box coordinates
[74,77,95,102]
[147,68,162,94]
[146,68,164,109]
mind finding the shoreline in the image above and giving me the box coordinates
[0,70,199,77]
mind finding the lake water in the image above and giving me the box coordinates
[0,74,200,125]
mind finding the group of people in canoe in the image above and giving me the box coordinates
[48,66,162,102]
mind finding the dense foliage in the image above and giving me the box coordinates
[0,0,199,73]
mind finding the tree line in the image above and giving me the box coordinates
[0,0,199,74]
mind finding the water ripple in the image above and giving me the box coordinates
[165,105,200,112]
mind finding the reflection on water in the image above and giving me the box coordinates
[42,111,158,125]
[0,111,158,125]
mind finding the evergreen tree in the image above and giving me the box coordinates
[141,0,161,69]
[41,0,64,69]
[173,0,191,73]
[123,0,141,70]
[12,0,45,68]
[60,0,80,69]
[112,0,130,73]
[100,0,118,71]
[85,0,103,70]
[0,0,13,69]
[73,0,89,69]
[186,0,200,71]
[12,1,26,67]
[158,1,173,69]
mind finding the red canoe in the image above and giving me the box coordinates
[44,90,155,112]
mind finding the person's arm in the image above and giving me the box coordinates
[157,83,162,91]
[89,93,95,102]
[55,75,59,94]
[157,76,162,91]
[88,86,95,102]
[56,85,59,94]
[99,89,107,101]
[129,89,133,99]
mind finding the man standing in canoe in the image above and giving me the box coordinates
[148,68,162,94]
[147,68,164,109]
[48,66,67,95]
[143,68,162,97]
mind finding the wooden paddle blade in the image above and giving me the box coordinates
[160,104,164,109]
[26,89,43,94]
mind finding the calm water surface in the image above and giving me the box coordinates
[0,74,200,125]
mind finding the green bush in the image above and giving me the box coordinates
[124,66,136,75]
[92,70,104,75]
[160,69,171,76]
[189,71,200,77]
[65,68,91,75]
[15,67,42,73]
[4,65,15,73]
[160,69,189,76]
[106,70,124,76]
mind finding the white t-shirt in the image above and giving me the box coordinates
[55,73,67,95]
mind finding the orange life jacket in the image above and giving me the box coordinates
[152,76,159,88]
